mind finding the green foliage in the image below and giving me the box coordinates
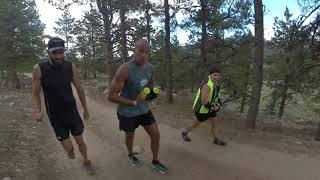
[0,0,45,78]
[54,5,75,50]
[222,33,253,96]
[15,0,320,123]
[70,4,106,77]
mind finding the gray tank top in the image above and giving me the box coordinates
[117,60,154,117]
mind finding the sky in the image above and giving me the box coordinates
[34,0,304,44]
[263,0,301,38]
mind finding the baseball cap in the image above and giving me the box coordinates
[48,37,65,52]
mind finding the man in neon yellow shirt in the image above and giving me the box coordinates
[181,67,226,146]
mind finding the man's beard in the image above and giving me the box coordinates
[50,58,64,69]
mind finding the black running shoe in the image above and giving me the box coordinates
[151,160,168,174]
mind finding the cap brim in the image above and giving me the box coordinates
[48,47,65,52]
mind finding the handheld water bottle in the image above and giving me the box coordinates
[146,86,159,101]
[139,87,151,99]
[152,87,159,95]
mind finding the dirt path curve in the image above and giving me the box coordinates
[36,91,320,180]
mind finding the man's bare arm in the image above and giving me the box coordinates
[71,64,88,112]
[32,64,43,121]
[200,85,210,106]
[108,64,136,106]
[32,65,41,113]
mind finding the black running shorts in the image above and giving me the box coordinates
[117,111,156,132]
[194,111,217,122]
[49,109,84,141]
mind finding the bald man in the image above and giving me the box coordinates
[108,39,168,174]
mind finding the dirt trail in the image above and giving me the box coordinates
[1,84,320,180]
[38,92,320,180]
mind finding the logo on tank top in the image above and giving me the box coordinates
[140,79,148,87]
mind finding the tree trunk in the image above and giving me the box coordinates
[120,1,128,63]
[246,0,264,129]
[91,26,97,79]
[145,0,151,43]
[94,71,97,79]
[164,0,173,103]
[1,70,5,79]
[278,75,289,118]
[214,33,222,65]
[160,80,165,90]
[97,0,114,85]
[315,122,320,141]
[81,41,87,79]
[106,22,114,85]
[66,34,69,52]
[65,22,69,54]
[12,70,21,89]
[8,67,21,89]
[3,80,9,88]
[240,73,249,113]
[269,89,277,114]
[191,68,194,92]
[200,0,208,74]
[84,67,88,79]
[240,96,246,113]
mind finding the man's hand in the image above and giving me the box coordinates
[135,96,145,105]
[83,109,89,121]
[211,106,220,112]
[35,112,43,122]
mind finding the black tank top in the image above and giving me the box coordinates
[39,60,77,122]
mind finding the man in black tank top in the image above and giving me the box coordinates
[31,37,95,175]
